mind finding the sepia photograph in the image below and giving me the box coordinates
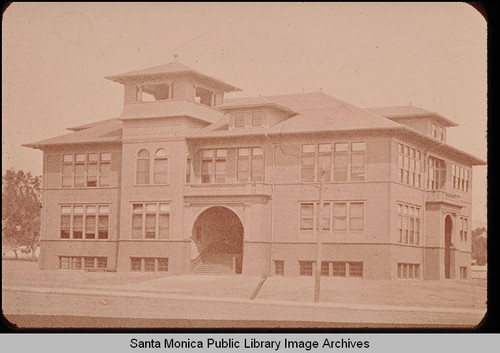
[2,2,487,329]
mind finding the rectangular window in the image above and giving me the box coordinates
[185,158,191,183]
[144,258,155,272]
[237,148,250,182]
[62,155,73,187]
[398,263,420,279]
[158,258,169,272]
[130,257,168,272]
[274,260,284,276]
[348,262,363,278]
[201,149,227,183]
[350,143,366,181]
[300,203,314,230]
[60,256,70,270]
[427,156,446,190]
[398,144,422,187]
[299,261,313,276]
[131,258,142,272]
[332,262,346,277]
[97,257,107,269]
[84,257,95,269]
[62,153,111,187]
[318,144,332,182]
[60,204,109,240]
[333,203,347,231]
[397,203,420,245]
[250,147,264,182]
[349,203,364,231]
[321,261,330,276]
[86,154,98,187]
[72,257,82,270]
[301,144,315,182]
[460,217,469,242]
[452,164,470,192]
[252,111,263,127]
[234,112,245,127]
[334,143,348,181]
[460,266,467,280]
[131,202,170,239]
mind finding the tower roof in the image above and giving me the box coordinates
[105,60,241,92]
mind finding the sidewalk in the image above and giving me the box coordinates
[2,260,487,314]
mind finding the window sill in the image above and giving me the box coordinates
[134,184,170,187]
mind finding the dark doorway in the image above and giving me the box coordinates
[191,207,243,274]
[444,215,453,279]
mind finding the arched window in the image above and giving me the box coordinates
[154,149,168,184]
[136,149,150,184]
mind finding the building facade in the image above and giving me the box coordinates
[25,60,485,280]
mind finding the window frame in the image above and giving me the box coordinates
[62,152,111,188]
[300,142,366,183]
[397,143,422,188]
[130,202,171,240]
[59,204,110,240]
[397,202,420,245]
[299,201,364,235]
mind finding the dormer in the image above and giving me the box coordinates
[105,59,241,122]
[367,106,458,143]
[218,96,298,130]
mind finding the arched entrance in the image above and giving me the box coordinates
[191,206,243,274]
[444,215,453,279]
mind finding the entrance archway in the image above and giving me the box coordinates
[191,206,243,274]
[444,215,453,279]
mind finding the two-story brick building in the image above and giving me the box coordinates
[24,59,485,280]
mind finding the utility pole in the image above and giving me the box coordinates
[314,169,325,303]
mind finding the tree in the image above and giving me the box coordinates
[2,169,41,259]
[471,227,487,265]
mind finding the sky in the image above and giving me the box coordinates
[2,3,487,227]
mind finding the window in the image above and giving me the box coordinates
[201,149,227,183]
[144,258,155,272]
[432,123,444,141]
[332,262,346,277]
[59,257,108,273]
[129,257,169,272]
[274,260,284,276]
[185,158,191,183]
[397,203,420,245]
[194,86,215,106]
[460,266,467,280]
[398,263,420,279]
[237,147,264,183]
[349,262,363,278]
[299,261,313,276]
[136,149,150,184]
[131,258,142,272]
[301,144,315,182]
[158,258,169,272]
[323,261,362,278]
[321,261,330,276]
[300,203,314,230]
[60,204,109,240]
[427,156,446,190]
[154,149,168,184]
[252,111,263,127]
[301,142,365,182]
[452,164,470,192]
[131,202,170,239]
[460,217,469,242]
[300,201,363,233]
[62,152,111,188]
[234,112,245,127]
[349,203,364,231]
[397,144,422,187]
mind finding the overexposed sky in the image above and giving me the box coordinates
[2,2,487,225]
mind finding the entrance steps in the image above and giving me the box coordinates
[192,253,238,275]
